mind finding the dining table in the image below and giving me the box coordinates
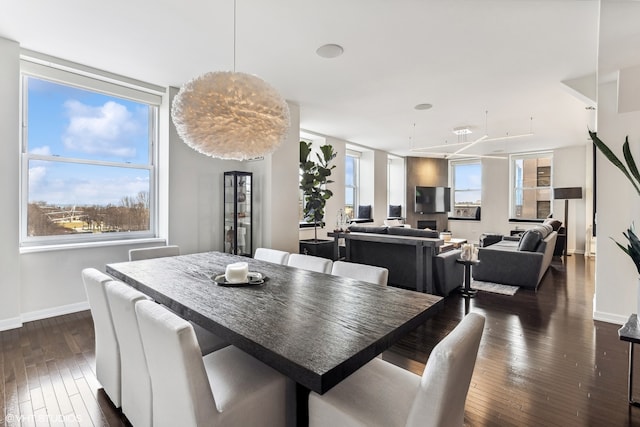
[106,251,443,424]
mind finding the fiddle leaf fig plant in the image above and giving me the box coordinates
[590,130,640,274]
[300,140,337,241]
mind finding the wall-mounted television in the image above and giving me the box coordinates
[415,186,451,213]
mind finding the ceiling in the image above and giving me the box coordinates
[0,0,610,158]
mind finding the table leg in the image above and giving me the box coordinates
[629,342,640,407]
[460,263,477,298]
[296,383,310,427]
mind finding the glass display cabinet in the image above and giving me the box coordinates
[223,171,252,256]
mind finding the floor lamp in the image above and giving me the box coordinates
[553,187,583,258]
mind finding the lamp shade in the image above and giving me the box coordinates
[171,71,290,161]
[553,187,583,200]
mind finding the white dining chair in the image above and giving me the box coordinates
[104,280,152,427]
[135,299,289,427]
[129,245,180,261]
[254,247,290,265]
[128,245,228,356]
[287,253,333,274]
[308,313,485,427]
[81,268,121,407]
[331,261,389,286]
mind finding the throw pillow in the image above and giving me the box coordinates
[544,219,562,231]
[358,205,372,219]
[518,229,542,252]
[389,205,402,218]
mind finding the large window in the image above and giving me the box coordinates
[20,60,160,246]
[345,150,360,219]
[511,153,553,220]
[450,160,482,219]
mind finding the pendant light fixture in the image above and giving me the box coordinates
[171,0,290,161]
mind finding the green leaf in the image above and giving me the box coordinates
[590,131,640,197]
[623,137,640,191]
[300,141,312,164]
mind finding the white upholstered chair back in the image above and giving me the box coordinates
[81,268,121,407]
[288,253,333,274]
[105,281,152,427]
[308,313,484,427]
[254,247,290,265]
[135,300,217,427]
[129,245,180,261]
[405,312,485,427]
[331,261,389,286]
[135,300,289,427]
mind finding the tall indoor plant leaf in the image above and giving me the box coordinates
[590,131,640,274]
[299,141,336,241]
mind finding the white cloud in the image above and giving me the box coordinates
[30,146,52,156]
[28,166,47,188]
[62,100,143,158]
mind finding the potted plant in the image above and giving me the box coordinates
[299,140,337,259]
[590,131,640,313]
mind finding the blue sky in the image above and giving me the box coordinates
[27,77,151,206]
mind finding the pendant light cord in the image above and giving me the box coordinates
[233,0,237,72]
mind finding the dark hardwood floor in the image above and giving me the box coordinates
[1,255,637,426]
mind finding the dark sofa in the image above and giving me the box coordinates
[342,225,463,296]
[473,224,557,290]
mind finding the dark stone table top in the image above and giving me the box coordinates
[106,251,443,394]
[619,314,640,343]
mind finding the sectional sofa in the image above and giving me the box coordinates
[472,224,558,290]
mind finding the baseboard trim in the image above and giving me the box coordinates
[0,316,23,332]
[593,310,627,325]
[20,301,90,324]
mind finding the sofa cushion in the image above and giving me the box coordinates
[518,228,542,252]
[543,218,563,231]
[518,229,542,252]
[387,227,439,238]
[348,225,388,234]
[358,205,372,219]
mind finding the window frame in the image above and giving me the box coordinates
[449,159,482,220]
[19,58,162,247]
[509,152,553,221]
[345,149,360,219]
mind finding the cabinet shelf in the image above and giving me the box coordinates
[224,171,253,256]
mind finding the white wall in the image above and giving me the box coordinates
[592,0,640,325]
[388,156,406,215]
[0,38,21,330]
[249,102,300,254]
[553,146,587,254]
[593,77,640,324]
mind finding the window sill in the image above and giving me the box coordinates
[299,222,326,229]
[508,218,545,224]
[350,218,374,224]
[19,237,166,254]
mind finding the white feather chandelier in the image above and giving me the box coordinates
[171,0,290,161]
[171,71,290,161]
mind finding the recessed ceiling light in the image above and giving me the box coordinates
[316,44,344,58]
[414,103,433,110]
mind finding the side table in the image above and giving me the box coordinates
[456,259,479,298]
[618,314,640,407]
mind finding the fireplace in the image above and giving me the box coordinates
[417,220,437,230]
